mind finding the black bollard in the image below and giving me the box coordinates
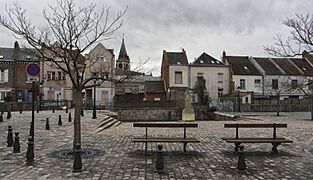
[26,136,34,163]
[46,118,50,130]
[0,113,3,122]
[58,115,62,126]
[29,122,34,138]
[155,144,165,173]
[13,132,21,153]
[66,107,68,113]
[52,107,55,113]
[68,113,72,122]
[72,144,83,172]
[7,111,11,119]
[81,109,84,117]
[36,106,39,113]
[237,144,246,172]
[7,126,13,147]
[19,108,22,114]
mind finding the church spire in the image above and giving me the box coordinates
[116,36,130,71]
[118,37,129,62]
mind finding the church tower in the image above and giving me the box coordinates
[116,37,130,71]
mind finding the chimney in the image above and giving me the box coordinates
[13,41,20,60]
[222,50,226,63]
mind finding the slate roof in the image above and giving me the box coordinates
[225,56,261,75]
[289,58,313,76]
[0,47,39,61]
[117,38,129,62]
[192,52,225,66]
[253,57,283,75]
[166,52,188,65]
[0,48,14,60]
[270,58,302,75]
[145,80,165,93]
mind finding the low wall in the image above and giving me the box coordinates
[117,109,181,121]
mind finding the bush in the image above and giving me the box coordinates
[208,106,217,112]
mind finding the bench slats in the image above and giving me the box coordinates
[133,122,198,128]
[133,137,200,143]
[224,138,293,143]
[224,123,287,128]
[222,137,287,141]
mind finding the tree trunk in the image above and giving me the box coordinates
[311,95,313,120]
[73,88,83,150]
[276,93,280,116]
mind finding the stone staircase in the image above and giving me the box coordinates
[97,111,121,132]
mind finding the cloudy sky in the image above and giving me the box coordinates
[0,0,312,76]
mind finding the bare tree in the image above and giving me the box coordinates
[0,0,126,152]
[264,77,293,116]
[264,13,313,119]
[264,13,313,57]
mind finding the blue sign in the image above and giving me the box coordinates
[26,63,40,76]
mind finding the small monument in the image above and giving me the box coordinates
[182,90,195,121]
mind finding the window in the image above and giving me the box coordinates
[272,79,278,90]
[197,72,203,77]
[0,69,9,83]
[175,71,183,84]
[101,91,108,100]
[218,89,223,97]
[0,91,10,101]
[255,79,261,87]
[58,71,62,80]
[245,97,249,103]
[51,72,56,80]
[47,71,52,81]
[239,79,245,90]
[96,56,105,61]
[63,72,66,80]
[218,81,223,84]
[118,63,123,69]
[292,80,298,89]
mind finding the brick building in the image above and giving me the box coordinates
[0,42,40,102]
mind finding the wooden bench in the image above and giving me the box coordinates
[222,123,293,153]
[133,122,200,153]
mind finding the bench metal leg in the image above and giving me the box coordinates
[235,142,241,152]
[183,142,187,153]
[272,143,280,153]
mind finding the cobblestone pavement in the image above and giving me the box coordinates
[1,111,313,179]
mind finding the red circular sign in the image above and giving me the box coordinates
[26,63,40,76]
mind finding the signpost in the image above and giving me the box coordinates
[26,63,40,162]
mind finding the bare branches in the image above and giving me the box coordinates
[264,13,313,57]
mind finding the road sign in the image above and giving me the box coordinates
[26,63,40,76]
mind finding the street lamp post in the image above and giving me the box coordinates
[237,86,241,112]
[92,80,97,119]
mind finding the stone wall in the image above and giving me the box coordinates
[117,109,181,121]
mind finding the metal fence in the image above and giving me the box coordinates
[0,100,114,111]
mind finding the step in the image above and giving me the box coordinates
[97,119,121,133]
[98,117,114,128]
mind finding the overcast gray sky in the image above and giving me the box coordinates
[1,0,312,76]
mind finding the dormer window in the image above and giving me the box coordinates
[303,67,306,71]
[244,66,248,70]
[211,61,215,64]
[26,56,31,60]
[96,56,105,61]
[200,60,203,63]
[177,62,181,65]
[0,55,3,59]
